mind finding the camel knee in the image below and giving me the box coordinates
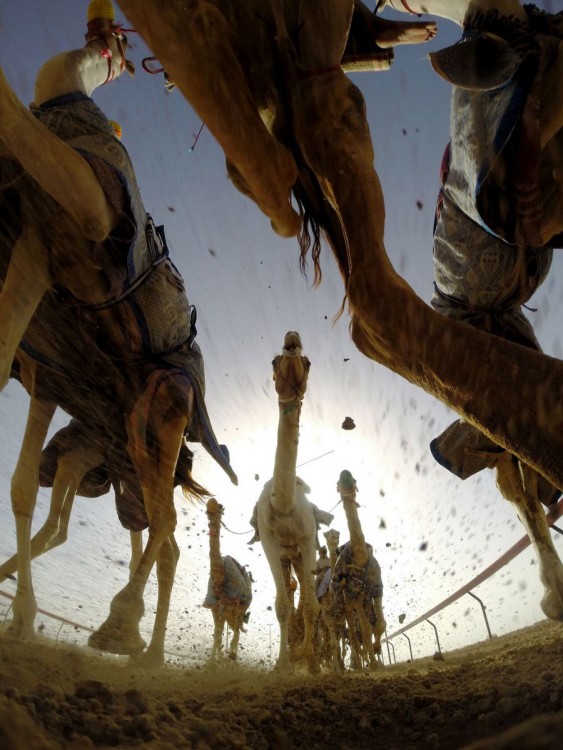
[81,215,113,243]
[275,595,292,624]
[10,482,38,518]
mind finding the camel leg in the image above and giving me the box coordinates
[0,66,117,241]
[89,374,189,658]
[134,534,180,668]
[0,440,102,581]
[129,531,143,582]
[209,610,225,661]
[7,396,56,639]
[0,222,51,391]
[372,596,386,652]
[228,622,241,660]
[292,555,321,673]
[260,541,294,672]
[355,603,379,669]
[296,63,563,492]
[321,606,345,672]
[344,602,363,670]
[496,454,563,621]
[117,0,300,238]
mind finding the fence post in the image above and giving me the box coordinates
[425,618,441,655]
[402,632,414,661]
[467,590,493,639]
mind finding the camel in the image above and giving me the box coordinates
[0,420,204,595]
[0,0,236,666]
[332,470,386,670]
[382,0,563,623]
[315,528,347,672]
[112,0,563,505]
[254,331,328,673]
[203,499,253,662]
[115,0,563,623]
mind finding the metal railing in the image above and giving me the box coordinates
[382,497,563,663]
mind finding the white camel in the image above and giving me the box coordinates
[255,332,330,673]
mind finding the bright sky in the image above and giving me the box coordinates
[0,0,561,666]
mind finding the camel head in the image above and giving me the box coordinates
[85,0,136,77]
[272,331,311,403]
[206,498,224,519]
[337,470,358,502]
[324,529,341,553]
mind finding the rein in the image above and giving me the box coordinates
[84,19,136,84]
[142,57,176,92]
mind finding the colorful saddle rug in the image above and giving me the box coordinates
[430,4,563,250]
[331,542,383,601]
[203,556,253,609]
[0,92,237,488]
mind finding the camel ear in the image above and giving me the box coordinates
[296,476,311,493]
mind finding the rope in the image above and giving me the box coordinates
[296,449,335,468]
[221,521,253,536]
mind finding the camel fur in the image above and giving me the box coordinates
[113,0,563,500]
[203,499,253,662]
[333,470,386,670]
[385,0,563,623]
[255,331,328,673]
[0,0,235,666]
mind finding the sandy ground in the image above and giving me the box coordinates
[0,619,562,749]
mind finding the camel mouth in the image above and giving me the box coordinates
[282,331,303,356]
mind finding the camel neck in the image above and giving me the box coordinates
[328,548,339,570]
[272,399,301,512]
[342,497,368,567]
[34,45,121,105]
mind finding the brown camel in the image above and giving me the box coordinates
[112,0,563,500]
[114,0,563,622]
[0,419,205,602]
[203,499,253,662]
[0,0,235,666]
[315,529,347,672]
[385,0,563,622]
[333,470,386,670]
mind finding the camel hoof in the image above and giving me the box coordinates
[4,618,36,642]
[128,648,164,670]
[88,620,146,656]
[274,657,294,675]
[540,592,563,622]
[307,656,321,675]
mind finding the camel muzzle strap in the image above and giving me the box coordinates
[85,19,136,83]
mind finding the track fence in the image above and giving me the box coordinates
[381,497,563,664]
[2,498,562,667]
